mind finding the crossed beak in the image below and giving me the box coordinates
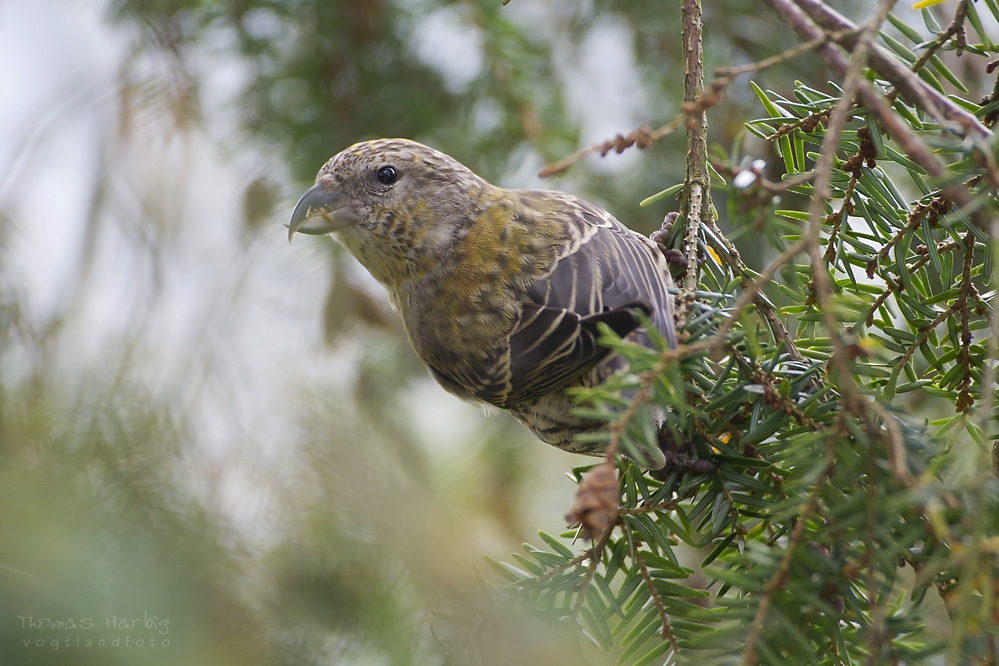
[287,178,359,242]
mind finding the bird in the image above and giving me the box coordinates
[288,138,676,460]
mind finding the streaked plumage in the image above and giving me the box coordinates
[289,139,676,456]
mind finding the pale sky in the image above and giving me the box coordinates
[0,0,621,553]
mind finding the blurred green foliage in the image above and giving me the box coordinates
[483,3,999,665]
[110,0,823,232]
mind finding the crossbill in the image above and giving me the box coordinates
[289,139,676,458]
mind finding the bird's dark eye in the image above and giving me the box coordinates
[376,165,398,185]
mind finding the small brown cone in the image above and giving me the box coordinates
[565,462,619,540]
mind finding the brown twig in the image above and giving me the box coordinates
[736,354,823,430]
[683,184,705,295]
[526,550,593,586]
[907,0,968,75]
[569,524,613,622]
[956,231,978,412]
[882,0,967,117]
[710,461,752,539]
[850,240,961,331]
[715,162,817,196]
[538,15,852,180]
[763,0,995,234]
[983,60,999,128]
[768,107,834,142]
[602,0,717,462]
[894,303,960,377]
[713,31,850,80]
[800,0,891,419]
[864,232,983,398]
[864,197,949,278]
[741,431,832,664]
[619,500,680,516]
[703,237,806,355]
[871,96,993,231]
[735,15,919,658]
[681,0,709,296]
[823,173,859,263]
[629,524,679,649]
[792,0,990,138]
[538,121,683,178]
[707,233,810,365]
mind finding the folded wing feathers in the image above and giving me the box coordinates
[495,196,676,406]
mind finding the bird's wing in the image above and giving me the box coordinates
[496,193,676,405]
[502,300,651,401]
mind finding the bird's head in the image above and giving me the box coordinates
[289,138,492,285]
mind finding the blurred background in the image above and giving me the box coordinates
[1,1,991,664]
